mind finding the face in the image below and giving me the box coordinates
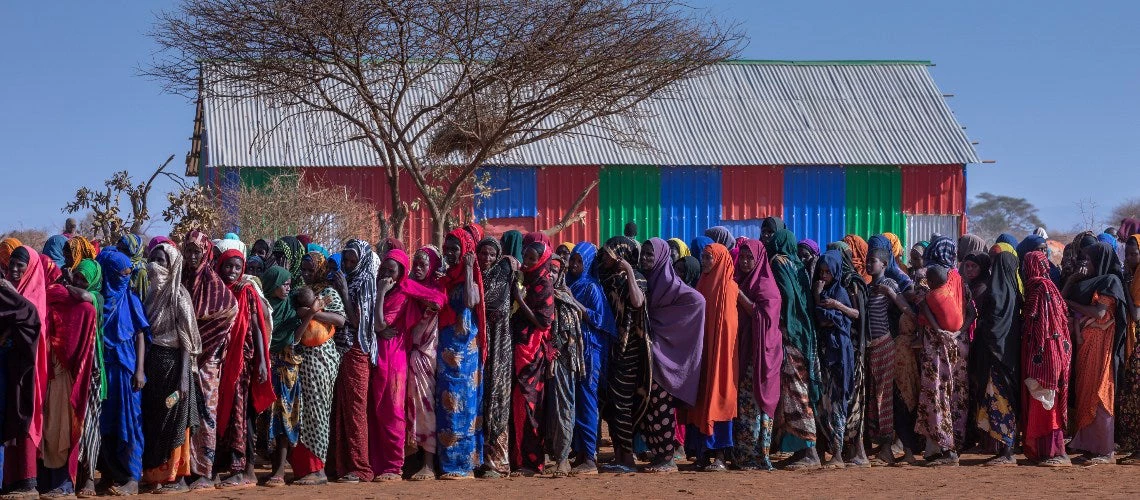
[220,256,243,284]
[341,249,360,273]
[411,253,431,281]
[960,260,980,281]
[1077,248,1093,275]
[817,262,833,283]
[379,258,401,281]
[737,247,756,275]
[253,245,269,261]
[272,251,287,267]
[761,227,775,244]
[670,245,680,263]
[569,253,585,277]
[1126,240,1140,270]
[182,242,204,272]
[300,258,317,284]
[797,246,815,263]
[599,247,618,271]
[72,271,90,290]
[8,260,27,282]
[866,255,886,276]
[523,246,540,271]
[700,250,714,274]
[638,242,655,272]
[442,237,461,266]
[909,247,924,268]
[149,247,168,267]
[550,261,563,282]
[477,244,499,272]
[556,245,572,260]
[246,260,264,277]
[273,280,291,299]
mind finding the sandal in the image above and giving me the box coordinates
[262,476,286,488]
[600,463,637,474]
[1117,455,1140,466]
[293,474,328,486]
[868,457,892,467]
[336,474,362,484]
[373,473,401,482]
[155,482,190,495]
[641,461,678,473]
[217,475,255,490]
[1038,456,1071,468]
[925,452,959,467]
[983,456,1018,467]
[438,472,473,480]
[510,468,538,477]
[570,463,599,476]
[700,461,728,472]
[1073,455,1114,467]
[410,470,437,481]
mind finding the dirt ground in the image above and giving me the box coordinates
[202,453,1136,500]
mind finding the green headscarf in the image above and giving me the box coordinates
[766,228,820,406]
[501,230,524,262]
[261,265,299,352]
[76,258,108,399]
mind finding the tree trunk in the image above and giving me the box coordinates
[540,180,598,236]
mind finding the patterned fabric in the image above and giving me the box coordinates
[295,317,340,464]
[597,237,651,453]
[639,382,678,461]
[141,345,198,483]
[327,347,373,481]
[510,235,553,471]
[916,326,964,450]
[546,258,582,462]
[974,371,1016,447]
[118,234,149,301]
[479,239,515,474]
[266,349,301,447]
[867,334,896,444]
[341,239,380,362]
[64,236,97,272]
[272,236,306,286]
[734,357,775,469]
[1021,252,1071,460]
[406,246,444,455]
[435,287,483,477]
[1071,294,1117,455]
[778,345,818,451]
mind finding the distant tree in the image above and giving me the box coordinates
[967,192,1045,242]
[0,228,51,253]
[148,0,743,244]
[63,155,184,241]
[1111,197,1140,226]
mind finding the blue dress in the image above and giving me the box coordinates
[435,287,483,476]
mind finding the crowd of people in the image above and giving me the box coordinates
[1,215,1140,498]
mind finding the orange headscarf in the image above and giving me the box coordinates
[0,237,22,269]
[65,236,98,271]
[843,234,872,284]
[884,232,907,274]
[688,243,739,434]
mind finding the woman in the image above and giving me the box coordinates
[829,241,870,467]
[214,250,274,488]
[117,234,149,301]
[1021,251,1071,466]
[287,252,347,486]
[766,229,822,470]
[97,248,151,495]
[674,256,701,288]
[639,237,706,473]
[760,217,785,245]
[140,243,201,493]
[38,254,99,497]
[556,243,575,261]
[969,247,1022,466]
[961,252,992,301]
[910,241,929,272]
[181,232,239,490]
[476,237,517,478]
[958,234,987,263]
[705,226,735,251]
[1064,242,1128,465]
[406,246,446,481]
[546,257,586,477]
[690,236,713,262]
[510,234,556,476]
[435,228,485,480]
[0,237,23,271]
[688,243,738,472]
[260,266,298,487]
[732,239,783,471]
[596,236,650,474]
[915,260,972,467]
[273,236,307,286]
[0,257,45,498]
[842,234,871,284]
[667,238,691,263]
[812,250,857,469]
[1121,236,1140,464]
[500,230,524,263]
[797,239,820,281]
[566,242,616,475]
[73,259,107,497]
[883,232,906,274]
[370,249,445,481]
[64,236,98,275]
[326,240,379,483]
[250,240,271,263]
[870,235,914,292]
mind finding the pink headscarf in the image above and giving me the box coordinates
[14,246,50,446]
[735,238,784,416]
[383,249,447,337]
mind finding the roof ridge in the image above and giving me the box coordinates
[721,59,932,66]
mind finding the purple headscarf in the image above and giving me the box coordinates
[736,239,783,416]
[797,238,820,256]
[643,237,706,406]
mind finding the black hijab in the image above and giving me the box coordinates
[1065,242,1129,395]
[676,255,701,288]
[969,250,1022,411]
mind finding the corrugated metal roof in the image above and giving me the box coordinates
[199,61,978,169]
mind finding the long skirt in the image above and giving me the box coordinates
[99,362,144,483]
[327,346,373,481]
[915,327,961,451]
[572,333,608,461]
[867,335,896,444]
[546,352,576,462]
[606,334,650,453]
[190,356,223,476]
[482,310,513,474]
[639,382,678,460]
[406,318,438,456]
[40,361,78,476]
[141,346,197,484]
[368,337,408,476]
[778,344,817,452]
[819,331,854,454]
[734,360,774,469]
[2,436,35,489]
[843,332,866,455]
[435,323,482,477]
[511,328,549,471]
[975,370,1017,448]
[1023,397,1065,461]
[266,349,300,448]
[77,354,103,484]
[1070,321,1116,456]
[1114,341,1140,452]
[293,340,339,476]
[215,339,255,474]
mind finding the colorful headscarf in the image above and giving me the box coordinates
[690,242,739,434]
[0,237,22,269]
[1097,232,1119,253]
[147,236,173,254]
[923,235,957,270]
[668,238,691,261]
[843,234,872,284]
[735,239,783,416]
[643,237,706,407]
[797,238,820,257]
[118,234,149,300]
[996,233,1019,248]
[296,234,313,247]
[869,234,913,290]
[690,236,714,261]
[215,234,247,256]
[705,226,735,250]
[306,242,329,257]
[144,243,201,357]
[262,265,298,352]
[957,234,987,261]
[273,236,306,285]
[64,236,98,272]
[1120,218,1140,239]
[567,242,617,340]
[1021,250,1070,408]
[500,230,524,263]
[438,228,488,364]
[342,239,380,363]
[883,233,905,265]
[413,245,445,290]
[98,247,151,376]
[182,230,239,356]
[42,235,68,269]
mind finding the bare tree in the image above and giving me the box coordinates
[64,155,185,241]
[163,185,224,241]
[149,0,743,244]
[1110,197,1140,227]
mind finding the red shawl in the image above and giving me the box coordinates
[182,231,238,356]
[438,228,487,363]
[923,268,966,332]
[45,284,98,479]
[215,249,275,441]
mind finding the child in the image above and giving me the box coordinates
[864,248,913,466]
[294,287,334,345]
[812,250,857,469]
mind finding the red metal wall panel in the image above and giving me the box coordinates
[482,217,537,239]
[535,165,601,245]
[721,166,783,221]
[901,164,966,215]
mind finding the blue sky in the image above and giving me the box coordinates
[2,1,1138,234]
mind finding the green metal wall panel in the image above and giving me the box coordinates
[598,165,660,241]
[845,166,905,241]
[236,167,292,189]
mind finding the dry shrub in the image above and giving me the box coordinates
[222,171,379,250]
[0,228,51,252]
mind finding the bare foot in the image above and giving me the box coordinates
[823,455,847,469]
[784,449,821,471]
[294,472,328,486]
[570,460,599,476]
[187,476,214,491]
[107,480,139,496]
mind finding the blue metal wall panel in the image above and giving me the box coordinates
[659,166,722,243]
[475,166,537,220]
[783,166,846,246]
[221,168,241,234]
[716,219,763,241]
